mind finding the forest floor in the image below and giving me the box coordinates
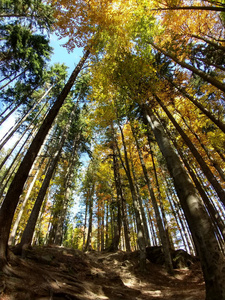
[0,245,205,300]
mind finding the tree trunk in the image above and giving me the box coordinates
[18,101,78,251]
[82,199,88,251]
[131,122,174,274]
[0,49,90,267]
[170,134,225,244]
[152,5,225,12]
[118,123,146,271]
[85,183,95,251]
[8,150,46,246]
[149,143,173,249]
[143,105,225,300]
[0,126,38,202]
[131,163,151,247]
[165,77,225,134]
[106,129,122,251]
[54,133,80,245]
[189,34,225,52]
[17,136,66,251]
[177,111,225,182]
[149,41,225,93]
[0,101,21,126]
[154,93,225,207]
[111,125,130,251]
[0,86,52,151]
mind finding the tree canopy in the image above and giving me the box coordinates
[0,1,225,299]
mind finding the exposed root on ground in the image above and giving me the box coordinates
[0,246,205,300]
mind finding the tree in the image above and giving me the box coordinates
[0,49,89,267]
[142,106,225,300]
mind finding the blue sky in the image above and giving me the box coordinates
[0,35,85,150]
[49,34,84,73]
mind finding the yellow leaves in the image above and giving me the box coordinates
[152,0,224,61]
[207,130,225,152]
[53,0,140,51]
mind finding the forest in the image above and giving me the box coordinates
[0,0,225,299]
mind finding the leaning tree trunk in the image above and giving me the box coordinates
[0,50,90,267]
[8,151,47,246]
[17,102,78,251]
[0,126,38,203]
[142,104,225,300]
[0,101,22,126]
[149,41,225,93]
[165,76,225,133]
[107,148,122,251]
[167,128,225,244]
[0,85,52,151]
[154,93,225,207]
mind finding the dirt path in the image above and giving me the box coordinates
[0,246,205,300]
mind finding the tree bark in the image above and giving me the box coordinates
[152,5,225,12]
[118,123,146,271]
[165,76,225,133]
[8,149,47,246]
[131,122,174,274]
[149,41,225,93]
[153,93,225,206]
[107,137,122,251]
[0,50,90,266]
[85,183,95,251]
[143,105,225,300]
[0,85,52,151]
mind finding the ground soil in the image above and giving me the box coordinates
[0,246,205,300]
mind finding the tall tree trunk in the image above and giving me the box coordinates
[0,99,50,172]
[149,41,225,93]
[149,143,173,249]
[0,101,22,126]
[8,148,47,246]
[18,102,78,251]
[105,202,109,248]
[101,203,105,251]
[153,93,225,207]
[0,121,34,171]
[82,199,88,251]
[85,183,95,251]
[131,163,151,247]
[0,70,26,91]
[0,126,38,202]
[121,195,131,251]
[117,123,146,271]
[153,5,225,12]
[0,86,51,151]
[54,132,80,245]
[177,112,225,182]
[142,105,225,300]
[111,125,130,251]
[167,126,225,243]
[165,76,225,134]
[17,130,69,251]
[0,49,90,267]
[107,127,122,251]
[131,122,173,274]
[189,34,225,52]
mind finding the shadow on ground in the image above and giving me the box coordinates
[0,246,205,300]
